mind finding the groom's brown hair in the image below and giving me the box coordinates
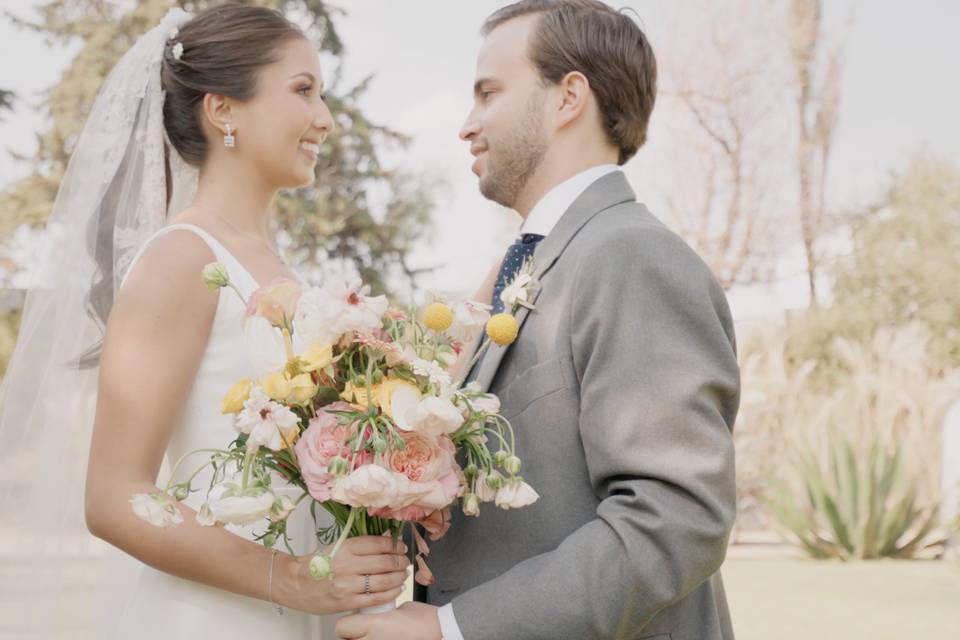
[483,0,657,165]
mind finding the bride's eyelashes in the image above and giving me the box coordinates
[296,85,328,102]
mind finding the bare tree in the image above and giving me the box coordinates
[789,0,844,307]
[654,1,788,290]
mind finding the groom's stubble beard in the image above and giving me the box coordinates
[478,92,548,210]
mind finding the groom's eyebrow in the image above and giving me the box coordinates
[473,77,495,95]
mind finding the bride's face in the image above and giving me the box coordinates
[232,38,334,188]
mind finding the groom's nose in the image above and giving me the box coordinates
[459,111,480,142]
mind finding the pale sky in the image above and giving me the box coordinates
[2,0,959,320]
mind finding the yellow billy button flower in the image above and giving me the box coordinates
[300,342,334,373]
[221,378,252,414]
[423,302,454,332]
[486,313,519,346]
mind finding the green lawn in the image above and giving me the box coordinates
[723,557,960,639]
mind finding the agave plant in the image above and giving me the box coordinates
[766,433,949,559]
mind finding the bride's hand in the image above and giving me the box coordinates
[279,536,410,614]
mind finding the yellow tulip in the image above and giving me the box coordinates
[221,378,252,414]
[341,378,420,417]
[261,372,294,402]
[287,373,318,405]
[300,343,334,372]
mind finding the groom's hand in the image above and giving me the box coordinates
[335,602,441,639]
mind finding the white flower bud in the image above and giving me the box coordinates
[309,553,333,580]
[201,262,230,291]
[504,455,522,475]
[462,493,480,517]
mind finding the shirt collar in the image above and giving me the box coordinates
[520,164,620,237]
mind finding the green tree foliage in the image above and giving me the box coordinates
[0,0,434,294]
[785,154,960,378]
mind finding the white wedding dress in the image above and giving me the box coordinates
[107,223,337,639]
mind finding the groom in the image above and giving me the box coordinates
[337,1,739,638]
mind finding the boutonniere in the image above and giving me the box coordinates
[499,256,538,312]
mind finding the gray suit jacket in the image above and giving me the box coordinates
[427,171,739,640]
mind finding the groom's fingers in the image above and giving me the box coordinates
[335,612,369,639]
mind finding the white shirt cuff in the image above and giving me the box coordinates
[437,603,465,640]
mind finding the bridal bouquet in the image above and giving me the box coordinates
[130,263,538,585]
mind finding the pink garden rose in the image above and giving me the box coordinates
[245,277,303,328]
[294,402,353,501]
[368,432,463,521]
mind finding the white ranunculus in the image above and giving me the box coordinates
[405,396,464,437]
[130,493,183,528]
[390,385,422,431]
[447,301,491,343]
[495,479,540,510]
[209,489,276,526]
[294,278,388,347]
[468,393,501,416]
[331,465,405,509]
[474,471,498,503]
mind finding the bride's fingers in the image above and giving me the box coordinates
[341,535,406,557]
[345,552,411,576]
[351,570,408,595]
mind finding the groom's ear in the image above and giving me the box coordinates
[201,93,234,137]
[553,71,592,131]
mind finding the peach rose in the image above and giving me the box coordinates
[246,278,303,328]
[368,432,463,520]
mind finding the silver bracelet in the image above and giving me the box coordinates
[268,548,284,616]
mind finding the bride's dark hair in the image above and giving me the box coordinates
[78,4,307,368]
[161,3,307,166]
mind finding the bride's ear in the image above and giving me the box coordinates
[201,93,235,138]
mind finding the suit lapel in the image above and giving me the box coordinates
[475,171,637,392]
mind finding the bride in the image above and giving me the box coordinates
[0,4,406,638]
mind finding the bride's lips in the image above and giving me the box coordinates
[299,139,321,161]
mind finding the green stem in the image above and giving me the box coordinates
[457,338,492,387]
[329,507,359,560]
[164,449,231,492]
[241,449,256,490]
[226,281,247,305]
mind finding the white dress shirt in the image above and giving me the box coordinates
[436,162,619,640]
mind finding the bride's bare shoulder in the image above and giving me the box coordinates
[112,228,220,320]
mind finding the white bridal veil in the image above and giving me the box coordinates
[0,9,197,636]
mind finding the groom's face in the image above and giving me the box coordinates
[460,15,548,209]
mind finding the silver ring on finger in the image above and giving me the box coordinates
[363,574,371,595]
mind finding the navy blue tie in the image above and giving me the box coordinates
[491,233,544,314]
